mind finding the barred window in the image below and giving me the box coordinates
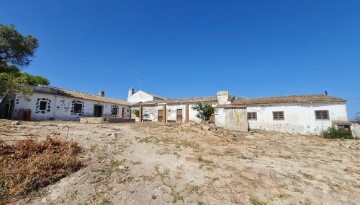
[73,103,83,113]
[39,101,47,111]
[247,112,257,120]
[273,111,284,120]
[315,110,329,120]
[111,105,119,116]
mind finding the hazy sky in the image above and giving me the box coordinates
[1,0,359,119]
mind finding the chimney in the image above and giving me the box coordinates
[217,90,230,105]
[99,90,105,97]
[128,87,134,99]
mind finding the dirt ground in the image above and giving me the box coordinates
[1,120,360,205]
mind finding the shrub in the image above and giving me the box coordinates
[133,110,139,117]
[192,102,215,121]
[322,127,354,139]
[0,137,83,202]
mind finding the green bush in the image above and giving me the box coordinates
[322,127,354,139]
[192,102,215,121]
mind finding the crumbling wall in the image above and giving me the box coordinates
[215,107,248,132]
[352,123,360,138]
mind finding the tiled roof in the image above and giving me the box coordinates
[231,94,346,106]
[332,120,352,125]
[30,85,130,106]
[216,104,246,108]
[135,96,218,106]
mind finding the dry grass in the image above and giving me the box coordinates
[0,137,83,203]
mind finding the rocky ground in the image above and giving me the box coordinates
[1,120,360,205]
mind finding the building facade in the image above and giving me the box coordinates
[1,85,131,121]
[0,85,352,136]
[128,88,350,135]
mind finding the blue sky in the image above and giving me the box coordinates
[1,0,359,119]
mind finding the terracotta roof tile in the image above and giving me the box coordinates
[135,96,218,106]
[31,86,130,106]
[232,94,346,106]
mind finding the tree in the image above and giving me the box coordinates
[192,102,215,121]
[0,24,49,96]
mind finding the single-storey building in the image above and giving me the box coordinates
[229,95,349,135]
[1,85,352,135]
[0,85,131,121]
[127,88,351,135]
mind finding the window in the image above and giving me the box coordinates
[315,110,329,120]
[247,112,257,120]
[39,101,47,111]
[73,103,83,114]
[111,105,119,116]
[177,109,182,116]
[273,111,284,120]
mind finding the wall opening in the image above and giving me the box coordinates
[94,105,103,117]
[176,109,183,123]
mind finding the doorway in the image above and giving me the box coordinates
[94,105,103,117]
[176,109,183,123]
[158,110,163,122]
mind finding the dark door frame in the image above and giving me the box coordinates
[93,104,103,117]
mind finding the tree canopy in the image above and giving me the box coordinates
[192,102,215,121]
[0,24,49,96]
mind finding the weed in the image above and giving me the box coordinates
[188,185,201,194]
[171,188,184,203]
[322,127,354,139]
[278,155,292,160]
[0,180,8,199]
[250,197,266,205]
[197,155,214,164]
[238,153,253,161]
[0,137,83,201]
[100,198,112,205]
[205,176,219,183]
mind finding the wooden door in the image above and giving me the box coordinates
[176,109,182,123]
[158,110,163,122]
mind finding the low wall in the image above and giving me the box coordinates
[107,118,135,123]
[80,117,105,124]
[80,117,135,124]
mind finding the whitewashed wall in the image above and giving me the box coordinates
[352,123,360,138]
[134,102,217,123]
[127,91,154,104]
[14,93,130,121]
[142,105,163,121]
[166,104,185,122]
[215,107,248,131]
[247,103,348,135]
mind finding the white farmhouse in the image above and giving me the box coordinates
[127,87,166,104]
[229,95,349,135]
[0,85,352,136]
[0,85,131,121]
[127,88,351,135]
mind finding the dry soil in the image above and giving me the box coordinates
[1,120,360,205]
